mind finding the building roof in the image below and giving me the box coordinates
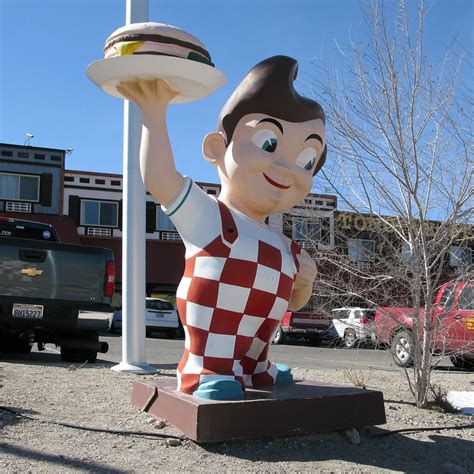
[0,143,66,155]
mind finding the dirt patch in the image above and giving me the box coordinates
[1,360,473,473]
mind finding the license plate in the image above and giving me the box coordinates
[12,303,44,319]
[466,318,474,331]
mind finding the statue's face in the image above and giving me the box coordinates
[218,113,326,219]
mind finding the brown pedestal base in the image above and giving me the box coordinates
[132,378,386,443]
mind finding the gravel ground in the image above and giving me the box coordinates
[1,358,473,473]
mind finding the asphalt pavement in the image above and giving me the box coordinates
[35,332,456,373]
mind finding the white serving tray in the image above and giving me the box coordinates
[86,55,226,103]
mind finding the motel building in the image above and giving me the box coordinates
[0,142,339,305]
[2,142,471,309]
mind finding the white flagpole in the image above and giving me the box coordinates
[112,0,156,374]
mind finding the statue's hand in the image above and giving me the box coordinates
[116,79,178,114]
[293,249,317,290]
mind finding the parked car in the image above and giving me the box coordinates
[331,307,376,348]
[111,297,180,338]
[0,217,114,362]
[375,280,474,369]
[272,310,337,346]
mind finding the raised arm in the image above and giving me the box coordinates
[116,79,185,206]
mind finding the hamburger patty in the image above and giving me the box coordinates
[105,33,213,66]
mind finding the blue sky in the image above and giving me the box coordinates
[0,0,472,190]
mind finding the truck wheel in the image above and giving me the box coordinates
[391,329,414,368]
[450,355,474,371]
[60,347,97,363]
[1,338,33,354]
[16,341,33,354]
[344,329,357,348]
[272,326,286,345]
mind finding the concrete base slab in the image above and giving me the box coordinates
[111,361,157,374]
[132,378,386,443]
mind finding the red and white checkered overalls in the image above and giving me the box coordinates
[166,180,301,395]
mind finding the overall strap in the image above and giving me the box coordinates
[217,199,238,245]
[290,240,302,273]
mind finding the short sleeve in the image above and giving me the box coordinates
[161,177,222,256]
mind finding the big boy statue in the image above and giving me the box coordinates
[118,54,327,401]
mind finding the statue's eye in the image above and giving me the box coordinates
[296,148,318,171]
[252,129,278,153]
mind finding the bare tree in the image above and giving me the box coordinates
[307,0,473,407]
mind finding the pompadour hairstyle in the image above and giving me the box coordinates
[217,55,327,175]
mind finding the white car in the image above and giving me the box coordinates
[331,307,376,348]
[111,297,180,338]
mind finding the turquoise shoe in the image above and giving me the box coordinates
[193,379,244,401]
[275,363,293,384]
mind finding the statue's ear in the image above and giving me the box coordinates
[202,132,227,166]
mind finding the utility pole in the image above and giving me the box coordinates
[112,0,156,374]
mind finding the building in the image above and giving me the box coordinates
[0,143,64,215]
[2,142,471,309]
[62,168,222,296]
[0,143,80,242]
[0,143,338,301]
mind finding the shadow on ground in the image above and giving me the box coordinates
[0,351,178,372]
[0,441,127,473]
[0,406,41,430]
[202,427,473,473]
[0,352,107,366]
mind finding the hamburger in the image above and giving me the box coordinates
[104,22,214,67]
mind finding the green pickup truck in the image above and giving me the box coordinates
[0,216,115,362]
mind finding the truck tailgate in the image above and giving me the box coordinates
[292,312,332,330]
[0,237,107,304]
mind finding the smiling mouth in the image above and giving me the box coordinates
[263,173,291,189]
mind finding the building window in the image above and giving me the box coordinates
[1,150,13,157]
[156,206,176,231]
[292,217,321,242]
[0,173,40,201]
[64,176,74,182]
[348,239,375,265]
[51,155,62,162]
[95,179,106,185]
[34,153,45,160]
[80,200,118,227]
[18,152,29,158]
[79,177,90,184]
[111,180,121,186]
[450,246,472,269]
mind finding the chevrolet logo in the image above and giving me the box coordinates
[21,268,43,277]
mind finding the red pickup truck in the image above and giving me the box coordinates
[375,281,474,370]
[272,310,336,346]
